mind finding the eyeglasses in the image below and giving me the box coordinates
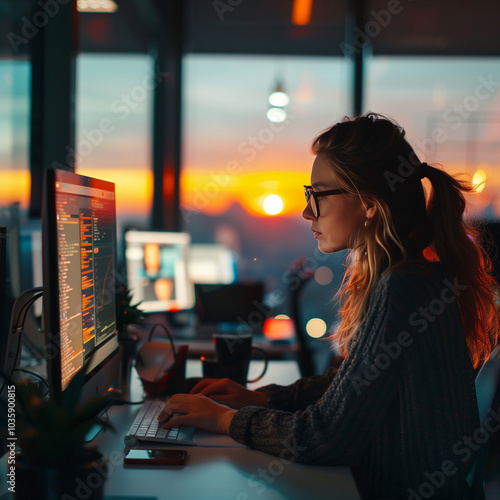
[303,185,345,218]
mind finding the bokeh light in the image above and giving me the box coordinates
[472,169,487,193]
[266,107,287,123]
[268,91,290,107]
[306,318,327,338]
[314,266,333,285]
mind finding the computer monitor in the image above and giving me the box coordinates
[194,282,265,327]
[188,243,237,284]
[125,230,194,313]
[42,169,119,398]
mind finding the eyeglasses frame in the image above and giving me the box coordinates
[303,185,345,218]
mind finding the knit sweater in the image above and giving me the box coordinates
[229,262,480,499]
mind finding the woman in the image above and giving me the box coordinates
[158,113,499,498]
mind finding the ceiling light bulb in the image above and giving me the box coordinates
[267,107,287,123]
[269,90,290,107]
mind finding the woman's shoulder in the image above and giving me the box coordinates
[360,260,454,330]
[383,260,447,289]
[363,261,455,344]
[372,260,451,310]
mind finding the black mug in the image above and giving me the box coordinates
[201,333,268,386]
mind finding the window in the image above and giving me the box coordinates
[76,54,154,239]
[182,54,350,338]
[0,60,31,215]
[366,56,500,219]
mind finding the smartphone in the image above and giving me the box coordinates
[123,449,187,467]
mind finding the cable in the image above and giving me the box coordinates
[13,368,49,390]
[147,323,177,362]
[1,287,43,394]
[9,288,44,367]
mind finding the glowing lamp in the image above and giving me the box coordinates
[77,0,118,13]
[263,317,295,340]
[292,0,313,26]
[266,107,287,123]
[269,87,290,107]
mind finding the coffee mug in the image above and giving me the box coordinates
[201,333,268,385]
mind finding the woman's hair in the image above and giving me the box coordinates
[312,112,498,368]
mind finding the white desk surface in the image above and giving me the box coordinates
[1,361,361,500]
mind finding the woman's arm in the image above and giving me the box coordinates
[159,363,342,434]
[229,348,399,464]
[255,365,339,412]
[189,357,342,412]
[189,362,341,411]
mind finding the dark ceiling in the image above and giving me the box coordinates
[185,0,500,56]
[1,0,500,57]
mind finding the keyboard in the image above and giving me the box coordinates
[124,398,196,447]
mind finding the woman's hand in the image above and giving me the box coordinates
[157,393,237,434]
[189,378,268,409]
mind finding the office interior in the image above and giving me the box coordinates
[1,0,500,497]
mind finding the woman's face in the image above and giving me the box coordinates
[302,154,367,254]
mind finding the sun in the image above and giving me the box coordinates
[262,194,284,215]
[472,169,487,193]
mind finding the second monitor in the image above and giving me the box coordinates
[125,231,238,313]
[125,231,194,313]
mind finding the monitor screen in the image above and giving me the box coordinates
[188,244,237,284]
[125,230,194,312]
[43,169,119,395]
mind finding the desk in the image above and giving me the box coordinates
[1,361,360,500]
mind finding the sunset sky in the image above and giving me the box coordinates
[2,54,500,222]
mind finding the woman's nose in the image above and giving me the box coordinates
[302,200,315,221]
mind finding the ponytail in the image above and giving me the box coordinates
[425,166,499,368]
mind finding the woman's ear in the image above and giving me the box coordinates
[362,198,377,220]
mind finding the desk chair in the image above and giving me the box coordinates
[288,259,315,377]
[466,345,500,499]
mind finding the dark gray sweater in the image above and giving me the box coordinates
[229,263,479,499]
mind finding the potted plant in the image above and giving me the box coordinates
[116,285,144,340]
[1,368,116,500]
[116,285,144,398]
